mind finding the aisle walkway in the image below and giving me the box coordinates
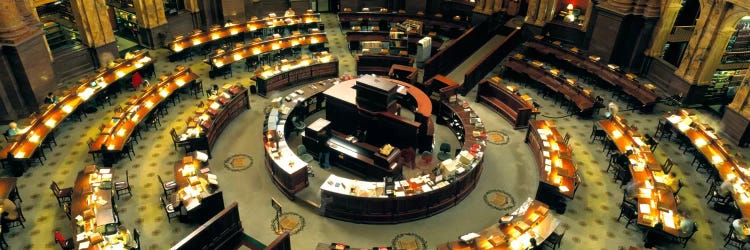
[444,35,505,84]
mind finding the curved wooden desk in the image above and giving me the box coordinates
[503,55,597,116]
[524,37,658,112]
[89,67,199,164]
[179,84,250,158]
[337,11,471,36]
[319,97,486,224]
[168,14,321,53]
[252,54,338,97]
[526,120,580,202]
[0,51,154,162]
[477,79,536,129]
[665,110,750,218]
[206,33,328,69]
[598,116,681,237]
[70,165,117,250]
[355,54,414,76]
[436,198,560,250]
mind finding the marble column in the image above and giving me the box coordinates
[526,0,541,24]
[722,67,750,146]
[674,0,727,84]
[184,0,202,30]
[645,0,681,58]
[134,0,168,48]
[0,0,57,120]
[69,0,118,67]
[534,0,552,26]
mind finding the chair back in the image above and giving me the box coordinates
[160,196,167,208]
[440,143,450,152]
[563,133,571,145]
[125,170,130,184]
[170,128,179,142]
[663,158,673,173]
[297,145,307,155]
[157,175,165,187]
[50,181,60,195]
[133,228,141,249]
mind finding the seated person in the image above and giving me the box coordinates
[114,225,136,247]
[6,122,19,136]
[720,176,737,197]
[284,8,296,17]
[664,172,679,192]
[623,179,643,200]
[44,92,57,104]
[207,84,220,96]
[678,211,696,236]
[733,218,750,241]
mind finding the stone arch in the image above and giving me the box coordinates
[695,7,750,83]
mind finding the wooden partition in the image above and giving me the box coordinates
[476,79,535,129]
[462,29,521,95]
[422,20,490,82]
[172,202,241,250]
[356,54,414,76]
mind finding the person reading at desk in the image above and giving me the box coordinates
[112,225,136,248]
[0,198,18,233]
[208,84,220,96]
[678,211,696,236]
[733,218,750,241]
[720,176,738,197]
[284,8,296,17]
[6,122,19,136]
[664,173,679,192]
[44,92,57,104]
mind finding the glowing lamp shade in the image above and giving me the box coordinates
[271,43,280,50]
[252,48,262,55]
[78,88,95,101]
[14,152,25,158]
[117,129,126,137]
[281,64,290,71]
[116,71,126,78]
[29,134,40,143]
[107,144,115,150]
[311,37,319,44]
[291,40,299,46]
[173,45,184,52]
[233,53,242,61]
[144,100,154,109]
[135,62,143,68]
[230,29,239,35]
[712,155,724,164]
[159,89,169,98]
[192,39,201,46]
[694,138,707,147]
[214,60,224,68]
[211,33,220,40]
[62,105,73,113]
[44,119,56,128]
[175,79,186,87]
[210,102,221,110]
[320,56,330,63]
[559,185,570,193]
[567,3,574,10]
[612,130,622,139]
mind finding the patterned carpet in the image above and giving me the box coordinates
[0,13,745,250]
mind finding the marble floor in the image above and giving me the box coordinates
[2,13,747,250]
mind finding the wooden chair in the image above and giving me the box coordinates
[170,128,191,152]
[675,224,697,248]
[661,158,674,174]
[133,228,141,249]
[160,196,180,223]
[62,203,72,220]
[158,175,177,198]
[590,124,607,143]
[563,133,571,145]
[724,224,746,249]
[115,170,132,200]
[543,229,565,249]
[617,201,637,229]
[3,201,25,230]
[50,181,72,207]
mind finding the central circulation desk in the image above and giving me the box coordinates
[436,198,560,250]
[319,97,486,224]
[89,67,199,165]
[665,110,750,218]
[252,53,338,97]
[264,79,338,198]
[598,116,682,236]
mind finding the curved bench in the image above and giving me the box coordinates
[477,79,535,130]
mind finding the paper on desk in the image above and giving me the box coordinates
[639,204,651,214]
